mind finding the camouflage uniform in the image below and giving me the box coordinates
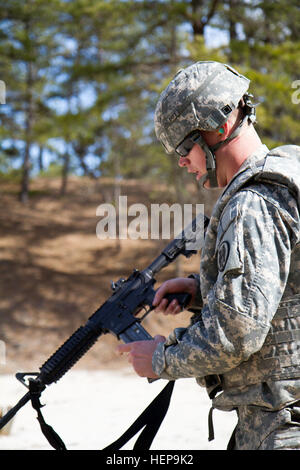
[152,144,300,450]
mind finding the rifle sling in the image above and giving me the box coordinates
[28,379,67,450]
[24,379,174,451]
[103,380,175,451]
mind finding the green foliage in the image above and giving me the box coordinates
[0,167,23,182]
[0,0,299,200]
[38,162,64,178]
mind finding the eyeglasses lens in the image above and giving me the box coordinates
[176,131,201,157]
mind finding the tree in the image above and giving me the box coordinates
[0,0,61,201]
[1,0,298,201]
[190,0,300,150]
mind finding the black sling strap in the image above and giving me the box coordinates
[28,379,67,450]
[103,380,175,451]
[21,379,175,451]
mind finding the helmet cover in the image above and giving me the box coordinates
[154,61,250,154]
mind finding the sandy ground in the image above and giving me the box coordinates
[0,368,237,451]
[0,179,235,452]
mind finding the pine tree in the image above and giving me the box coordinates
[0,0,61,201]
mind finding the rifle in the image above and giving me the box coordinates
[0,212,208,450]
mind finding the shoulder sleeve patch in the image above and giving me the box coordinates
[216,202,244,276]
[217,241,230,272]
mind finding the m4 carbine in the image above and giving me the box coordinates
[0,213,208,449]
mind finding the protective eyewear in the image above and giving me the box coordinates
[175,130,205,157]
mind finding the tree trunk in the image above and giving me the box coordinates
[228,0,238,42]
[19,16,33,204]
[60,148,70,196]
[114,153,122,251]
[191,0,220,38]
[38,146,44,172]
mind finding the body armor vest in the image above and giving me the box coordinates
[205,145,300,392]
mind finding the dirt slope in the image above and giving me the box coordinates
[0,176,203,375]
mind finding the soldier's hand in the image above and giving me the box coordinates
[152,277,197,315]
[116,335,166,378]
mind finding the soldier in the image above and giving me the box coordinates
[117,61,300,450]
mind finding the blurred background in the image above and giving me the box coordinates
[0,0,299,374]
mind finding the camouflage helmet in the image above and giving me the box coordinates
[154,61,251,155]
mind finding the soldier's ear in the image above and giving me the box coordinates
[219,121,230,138]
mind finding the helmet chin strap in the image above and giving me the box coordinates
[200,104,256,189]
[200,143,218,188]
[192,131,218,188]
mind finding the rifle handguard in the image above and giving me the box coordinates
[40,324,101,385]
